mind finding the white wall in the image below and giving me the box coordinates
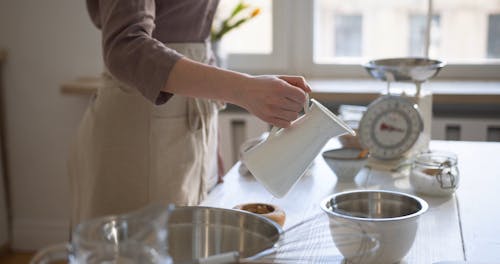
[0,1,102,250]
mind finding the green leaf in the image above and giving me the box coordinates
[229,1,248,19]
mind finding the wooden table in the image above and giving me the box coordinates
[201,140,500,263]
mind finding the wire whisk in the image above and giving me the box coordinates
[191,211,379,264]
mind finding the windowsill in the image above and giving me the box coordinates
[60,76,500,107]
[309,78,500,106]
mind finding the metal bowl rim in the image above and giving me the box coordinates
[171,205,284,234]
[320,190,429,222]
[362,57,446,70]
[322,148,368,161]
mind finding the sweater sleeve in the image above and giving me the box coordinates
[93,0,183,105]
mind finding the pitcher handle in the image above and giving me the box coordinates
[269,93,311,137]
[30,243,70,264]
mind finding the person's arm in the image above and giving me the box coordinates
[93,0,182,104]
[164,58,312,128]
[91,0,312,127]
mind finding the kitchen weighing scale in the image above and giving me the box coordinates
[359,58,445,170]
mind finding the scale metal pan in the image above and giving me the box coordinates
[363,57,446,83]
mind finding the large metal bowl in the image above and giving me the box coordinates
[168,206,282,263]
[363,57,445,82]
[321,190,428,264]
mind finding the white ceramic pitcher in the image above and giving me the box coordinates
[241,95,355,197]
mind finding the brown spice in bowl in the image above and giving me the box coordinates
[242,204,275,214]
[234,203,286,227]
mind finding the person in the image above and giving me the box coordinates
[69,0,311,226]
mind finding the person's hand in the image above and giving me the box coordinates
[237,75,312,128]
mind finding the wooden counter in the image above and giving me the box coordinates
[201,140,500,263]
[61,76,500,105]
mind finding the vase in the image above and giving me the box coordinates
[211,41,227,68]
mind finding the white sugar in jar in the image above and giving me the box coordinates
[410,151,459,197]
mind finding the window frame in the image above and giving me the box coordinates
[225,0,500,80]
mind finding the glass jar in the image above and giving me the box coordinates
[410,151,459,197]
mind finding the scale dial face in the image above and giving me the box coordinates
[359,95,423,160]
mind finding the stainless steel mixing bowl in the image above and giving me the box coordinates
[168,206,282,263]
[363,57,445,82]
[321,190,428,264]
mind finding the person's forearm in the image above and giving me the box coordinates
[163,57,311,128]
[162,57,250,105]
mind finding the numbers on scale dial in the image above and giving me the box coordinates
[359,96,423,160]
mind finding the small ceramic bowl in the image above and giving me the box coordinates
[322,148,368,182]
[233,203,286,227]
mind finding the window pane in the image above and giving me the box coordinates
[335,15,363,57]
[214,0,272,54]
[488,14,500,58]
[409,15,440,57]
[314,0,500,63]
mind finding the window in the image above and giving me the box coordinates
[214,0,288,72]
[215,0,272,54]
[409,15,440,57]
[314,0,429,62]
[488,14,500,58]
[220,0,500,79]
[334,15,362,57]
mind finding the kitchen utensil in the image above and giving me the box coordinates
[358,94,424,160]
[233,203,286,227]
[321,190,428,264]
[410,150,459,196]
[167,206,282,263]
[360,57,445,171]
[31,204,173,264]
[185,210,379,264]
[238,133,268,175]
[323,148,368,182]
[337,105,365,149]
[338,130,362,149]
[337,119,362,149]
[241,94,355,197]
[239,132,268,159]
[363,57,445,83]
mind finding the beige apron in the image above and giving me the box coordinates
[69,42,222,225]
